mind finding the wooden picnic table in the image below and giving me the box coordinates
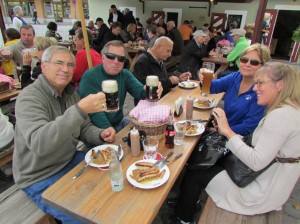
[42,83,224,224]
[203,56,229,77]
[0,79,21,103]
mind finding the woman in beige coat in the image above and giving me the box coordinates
[172,62,300,223]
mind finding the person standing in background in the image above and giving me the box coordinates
[12,6,27,31]
[108,4,124,28]
[32,9,40,24]
[167,21,184,56]
[179,20,193,45]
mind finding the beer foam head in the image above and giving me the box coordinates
[202,68,213,73]
[146,75,159,86]
[102,80,118,93]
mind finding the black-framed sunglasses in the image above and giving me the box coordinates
[240,57,262,66]
[104,53,127,62]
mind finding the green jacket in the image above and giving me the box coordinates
[79,64,146,129]
[226,37,250,68]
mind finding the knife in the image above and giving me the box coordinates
[154,151,174,166]
[160,153,183,168]
[72,150,100,179]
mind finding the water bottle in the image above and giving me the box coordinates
[109,150,124,192]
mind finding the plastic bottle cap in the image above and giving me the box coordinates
[131,127,139,135]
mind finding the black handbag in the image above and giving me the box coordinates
[187,131,230,170]
[222,153,275,188]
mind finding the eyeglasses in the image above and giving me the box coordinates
[104,53,126,63]
[47,61,75,69]
[253,80,273,87]
[240,57,262,66]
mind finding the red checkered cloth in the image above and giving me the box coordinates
[0,74,14,88]
[129,100,170,123]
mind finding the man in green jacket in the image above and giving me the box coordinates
[79,40,163,132]
[227,28,250,69]
[218,28,250,78]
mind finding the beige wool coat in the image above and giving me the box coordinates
[206,105,300,215]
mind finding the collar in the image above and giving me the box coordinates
[147,49,161,63]
[39,74,75,99]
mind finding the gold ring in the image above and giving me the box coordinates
[102,103,106,108]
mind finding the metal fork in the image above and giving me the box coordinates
[72,150,100,179]
[159,153,183,168]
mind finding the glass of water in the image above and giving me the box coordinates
[174,122,186,146]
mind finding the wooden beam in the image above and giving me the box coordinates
[251,0,268,44]
[0,6,7,43]
[77,0,92,68]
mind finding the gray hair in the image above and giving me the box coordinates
[101,40,127,56]
[167,21,175,28]
[153,36,173,48]
[41,45,75,63]
[20,25,36,35]
[13,6,22,14]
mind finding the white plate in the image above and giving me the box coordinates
[126,159,170,189]
[193,99,215,109]
[185,123,205,136]
[85,144,123,168]
[178,81,198,89]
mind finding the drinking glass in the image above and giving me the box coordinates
[146,75,159,102]
[143,138,158,160]
[101,80,119,112]
[174,122,186,146]
[200,62,215,97]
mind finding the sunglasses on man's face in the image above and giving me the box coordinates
[240,57,262,66]
[104,53,126,62]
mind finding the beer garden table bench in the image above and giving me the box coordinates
[198,196,282,224]
[0,184,57,224]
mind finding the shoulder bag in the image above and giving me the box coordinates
[187,131,230,170]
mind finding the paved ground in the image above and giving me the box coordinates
[1,21,299,224]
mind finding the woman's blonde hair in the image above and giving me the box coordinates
[34,36,58,51]
[127,23,137,33]
[156,27,166,36]
[240,43,271,65]
[255,62,300,112]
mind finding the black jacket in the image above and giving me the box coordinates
[124,11,136,28]
[108,11,124,27]
[102,31,125,47]
[93,23,110,48]
[179,39,208,79]
[167,28,184,56]
[133,51,173,97]
[21,62,41,89]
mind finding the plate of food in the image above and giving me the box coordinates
[178,81,198,89]
[126,159,170,189]
[193,98,215,109]
[85,144,123,168]
[185,121,205,136]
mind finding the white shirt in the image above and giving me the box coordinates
[13,17,22,31]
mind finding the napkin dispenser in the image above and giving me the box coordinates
[174,97,184,117]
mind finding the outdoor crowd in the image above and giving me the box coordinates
[0,3,299,224]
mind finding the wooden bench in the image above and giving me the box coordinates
[0,184,57,224]
[165,55,180,72]
[0,143,14,168]
[198,196,282,224]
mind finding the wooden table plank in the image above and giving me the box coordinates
[42,82,224,224]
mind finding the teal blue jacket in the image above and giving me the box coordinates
[227,36,250,68]
[79,64,146,129]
